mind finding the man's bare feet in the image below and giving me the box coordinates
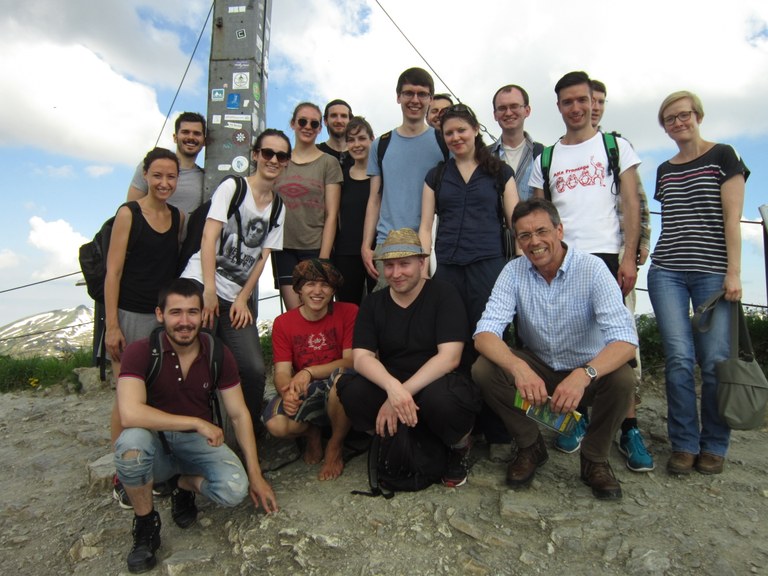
[318,441,344,480]
[303,425,323,465]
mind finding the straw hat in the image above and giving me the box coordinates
[375,228,429,260]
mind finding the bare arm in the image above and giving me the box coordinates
[617,165,640,296]
[104,206,133,361]
[502,177,520,230]
[475,331,548,405]
[361,175,382,278]
[230,248,271,329]
[401,341,463,396]
[220,384,278,513]
[721,174,745,301]
[320,182,341,259]
[200,218,223,328]
[418,182,436,257]
[532,187,544,199]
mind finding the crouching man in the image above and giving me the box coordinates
[472,199,636,500]
[114,279,277,574]
[335,228,482,487]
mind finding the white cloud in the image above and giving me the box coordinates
[743,219,766,246]
[85,166,114,178]
[34,165,75,179]
[27,217,88,279]
[0,249,20,270]
[270,0,768,155]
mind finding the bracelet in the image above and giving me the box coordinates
[301,368,314,380]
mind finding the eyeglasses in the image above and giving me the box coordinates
[495,103,526,114]
[399,90,432,101]
[443,103,477,119]
[662,110,695,126]
[257,148,291,165]
[297,118,321,130]
[516,227,554,243]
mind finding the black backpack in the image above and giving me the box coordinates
[353,424,449,499]
[79,201,143,304]
[145,326,225,426]
[176,175,284,276]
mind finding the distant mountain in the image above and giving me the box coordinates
[0,305,95,357]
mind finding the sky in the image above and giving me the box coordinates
[0,0,767,327]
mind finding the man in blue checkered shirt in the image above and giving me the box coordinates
[472,198,637,500]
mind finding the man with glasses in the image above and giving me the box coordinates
[489,85,543,201]
[472,199,637,500]
[362,67,448,290]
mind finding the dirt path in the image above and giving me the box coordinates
[1,371,767,576]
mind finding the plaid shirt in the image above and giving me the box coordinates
[475,246,637,371]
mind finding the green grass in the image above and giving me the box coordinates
[0,349,91,393]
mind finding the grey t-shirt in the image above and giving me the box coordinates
[130,162,205,216]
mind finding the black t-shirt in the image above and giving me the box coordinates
[335,166,372,255]
[317,142,354,169]
[353,279,467,381]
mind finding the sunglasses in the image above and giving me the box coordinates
[297,118,321,130]
[257,148,291,165]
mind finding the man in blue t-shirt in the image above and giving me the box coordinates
[361,67,447,290]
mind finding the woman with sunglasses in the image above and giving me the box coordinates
[648,91,748,476]
[180,129,290,421]
[419,104,519,356]
[273,102,343,310]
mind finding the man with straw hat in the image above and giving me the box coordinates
[335,228,482,487]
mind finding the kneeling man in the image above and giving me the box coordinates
[335,228,482,487]
[263,259,357,480]
[114,279,277,574]
[472,199,636,500]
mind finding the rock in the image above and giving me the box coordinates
[164,549,214,575]
[87,452,115,492]
[73,367,108,394]
[448,514,485,541]
[499,493,539,521]
[626,549,671,575]
[68,538,102,562]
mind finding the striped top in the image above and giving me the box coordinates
[651,144,749,274]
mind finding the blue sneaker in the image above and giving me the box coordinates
[618,427,655,472]
[555,414,588,454]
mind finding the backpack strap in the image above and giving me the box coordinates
[601,131,621,196]
[431,161,447,213]
[376,131,393,195]
[267,193,284,234]
[434,129,449,161]
[217,175,249,264]
[540,145,554,201]
[144,326,165,389]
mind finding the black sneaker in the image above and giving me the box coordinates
[113,475,133,510]
[152,480,174,498]
[442,442,471,488]
[127,509,161,574]
[170,477,198,529]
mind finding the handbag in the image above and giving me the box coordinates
[693,291,768,430]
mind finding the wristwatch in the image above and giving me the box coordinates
[582,364,598,382]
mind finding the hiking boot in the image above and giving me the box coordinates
[113,474,133,510]
[442,442,471,488]
[555,414,588,454]
[696,452,725,475]
[580,454,622,500]
[667,451,696,475]
[170,477,198,529]
[506,434,548,487]
[618,428,655,472]
[126,509,161,574]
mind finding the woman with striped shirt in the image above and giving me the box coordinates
[648,91,749,476]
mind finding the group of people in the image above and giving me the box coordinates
[104,68,748,574]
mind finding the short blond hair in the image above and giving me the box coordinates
[658,91,705,126]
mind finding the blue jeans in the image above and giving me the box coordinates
[647,265,731,456]
[114,428,248,507]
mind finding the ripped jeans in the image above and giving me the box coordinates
[114,428,248,507]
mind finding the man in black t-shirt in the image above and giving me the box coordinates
[317,98,353,167]
[334,228,482,487]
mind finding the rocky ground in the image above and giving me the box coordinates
[1,368,767,576]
